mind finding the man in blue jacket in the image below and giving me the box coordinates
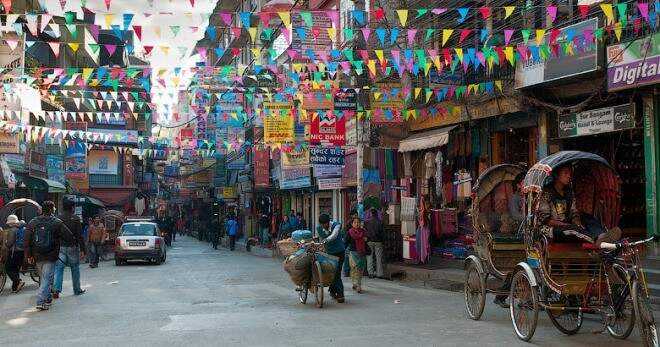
[226,214,238,251]
[316,214,345,303]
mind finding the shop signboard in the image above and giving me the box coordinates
[264,115,295,143]
[317,177,343,190]
[253,147,270,188]
[282,150,309,167]
[314,165,343,177]
[607,32,660,91]
[0,131,19,154]
[302,90,334,110]
[310,113,346,145]
[223,186,237,199]
[88,150,119,175]
[280,165,311,189]
[291,11,332,57]
[333,89,358,111]
[28,150,48,179]
[309,146,345,166]
[370,83,404,124]
[213,155,226,187]
[408,104,464,131]
[64,122,88,180]
[341,149,358,187]
[47,155,65,185]
[557,104,636,138]
[515,18,601,89]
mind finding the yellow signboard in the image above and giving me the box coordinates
[223,186,237,199]
[264,115,295,143]
[282,150,309,167]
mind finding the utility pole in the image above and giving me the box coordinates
[354,0,367,218]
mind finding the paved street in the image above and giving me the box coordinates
[0,236,646,347]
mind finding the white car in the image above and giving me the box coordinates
[114,222,166,265]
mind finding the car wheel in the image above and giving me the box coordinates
[154,256,162,265]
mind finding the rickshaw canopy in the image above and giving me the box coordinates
[522,151,615,193]
[473,164,526,202]
[0,199,42,226]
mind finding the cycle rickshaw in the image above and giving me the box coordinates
[0,199,42,293]
[507,151,658,346]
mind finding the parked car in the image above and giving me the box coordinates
[114,222,166,265]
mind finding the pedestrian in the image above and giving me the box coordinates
[226,214,238,251]
[210,218,220,250]
[87,216,106,268]
[171,215,177,242]
[364,208,385,279]
[296,212,306,230]
[53,200,87,298]
[278,215,294,240]
[24,201,74,311]
[316,213,345,303]
[342,210,358,277]
[164,215,174,246]
[3,215,26,293]
[345,216,369,293]
[288,210,299,230]
[259,213,270,247]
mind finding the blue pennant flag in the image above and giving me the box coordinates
[457,8,469,23]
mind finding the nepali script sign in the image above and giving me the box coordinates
[557,104,636,138]
[607,33,660,91]
[309,147,345,166]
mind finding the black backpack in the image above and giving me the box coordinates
[32,216,59,254]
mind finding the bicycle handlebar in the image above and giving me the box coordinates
[600,235,659,251]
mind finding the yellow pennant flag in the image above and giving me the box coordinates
[504,6,515,19]
[250,48,261,64]
[104,14,114,28]
[600,3,614,24]
[424,62,432,76]
[373,92,382,101]
[327,27,337,42]
[396,9,408,27]
[278,12,291,27]
[160,46,169,55]
[454,48,463,63]
[414,87,421,99]
[495,80,503,91]
[442,29,453,46]
[504,46,515,66]
[366,59,376,76]
[614,21,622,42]
[375,50,384,62]
[153,26,161,39]
[171,76,180,86]
[68,43,79,52]
[425,89,433,103]
[248,27,257,42]
[535,29,546,46]
[82,68,93,80]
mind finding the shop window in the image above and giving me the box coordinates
[491,127,536,167]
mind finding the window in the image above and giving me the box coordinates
[120,223,157,236]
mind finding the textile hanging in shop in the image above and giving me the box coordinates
[453,169,472,201]
[403,152,412,177]
[424,151,435,180]
[135,196,145,216]
[435,151,443,205]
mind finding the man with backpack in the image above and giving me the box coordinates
[24,201,74,311]
[3,214,26,293]
[52,200,87,298]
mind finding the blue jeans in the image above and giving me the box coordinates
[36,261,55,305]
[329,251,345,298]
[261,227,269,244]
[53,246,82,294]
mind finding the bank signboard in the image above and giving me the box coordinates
[557,104,636,138]
[607,33,660,91]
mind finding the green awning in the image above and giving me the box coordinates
[18,175,66,193]
[83,196,105,207]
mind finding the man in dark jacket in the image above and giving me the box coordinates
[364,208,384,278]
[24,201,74,311]
[53,200,87,298]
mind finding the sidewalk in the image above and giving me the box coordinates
[385,257,465,291]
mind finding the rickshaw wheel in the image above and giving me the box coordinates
[0,270,6,294]
[30,270,40,284]
[299,281,309,304]
[607,265,635,339]
[510,269,539,342]
[632,280,659,347]
[313,261,324,308]
[545,290,583,335]
[464,260,486,320]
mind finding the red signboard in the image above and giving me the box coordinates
[310,113,346,146]
[254,147,270,188]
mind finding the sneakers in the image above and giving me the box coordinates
[36,304,49,311]
[336,297,345,303]
[74,289,86,296]
[52,291,60,299]
[596,227,623,247]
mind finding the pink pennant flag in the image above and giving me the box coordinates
[104,0,111,10]
[189,0,194,7]
[479,7,491,19]
[189,26,199,33]
[550,29,560,44]
[259,11,271,27]
[48,42,61,58]
[327,10,339,28]
[339,61,351,74]
[196,47,207,61]
[546,5,557,23]
[476,51,485,67]
[287,49,298,59]
[459,29,471,43]
[104,44,116,56]
[359,49,369,62]
[504,29,514,45]
[361,27,371,41]
[583,29,593,46]
[578,5,589,19]
[638,2,649,21]
[220,12,233,26]
[133,25,142,41]
[311,27,321,39]
[282,27,291,43]
[231,27,242,39]
[88,24,100,41]
[40,14,53,33]
[407,29,417,45]
[5,39,19,50]
[431,8,447,15]
[318,51,329,63]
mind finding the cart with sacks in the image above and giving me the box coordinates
[279,230,338,308]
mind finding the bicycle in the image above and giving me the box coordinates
[295,241,326,308]
[601,235,659,347]
[0,260,39,294]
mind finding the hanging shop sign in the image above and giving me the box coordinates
[226,147,246,170]
[333,89,358,111]
[309,146,345,166]
[213,156,226,187]
[88,150,119,175]
[408,103,464,131]
[282,149,310,167]
[46,155,65,185]
[254,147,270,188]
[291,11,332,57]
[310,113,346,145]
[341,149,358,187]
[557,104,636,138]
[64,122,87,180]
[515,18,600,89]
[0,131,20,154]
[28,150,48,179]
[264,114,295,143]
[314,165,343,178]
[607,33,660,91]
[280,165,311,190]
[317,177,343,190]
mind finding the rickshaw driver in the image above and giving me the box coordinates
[538,165,621,246]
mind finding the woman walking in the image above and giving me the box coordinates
[345,217,369,293]
[277,215,294,241]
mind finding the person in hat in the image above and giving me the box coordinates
[3,214,26,293]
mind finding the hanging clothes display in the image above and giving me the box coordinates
[434,151,443,205]
[135,196,146,216]
[416,198,430,263]
[453,169,472,201]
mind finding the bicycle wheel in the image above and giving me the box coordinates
[30,270,40,284]
[509,269,539,342]
[607,265,635,339]
[464,260,486,320]
[0,270,6,294]
[313,261,324,308]
[632,280,659,347]
[299,283,309,304]
[545,291,583,335]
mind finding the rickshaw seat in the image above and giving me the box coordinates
[491,236,526,251]
[546,243,598,252]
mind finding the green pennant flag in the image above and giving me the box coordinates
[425,28,435,41]
[325,93,332,101]
[137,101,144,109]
[246,93,253,102]
[415,9,429,19]
[64,11,76,24]
[108,79,119,91]
[300,11,313,27]
[127,68,138,78]
[221,65,231,76]
[415,49,426,65]
[67,67,78,77]
[170,25,181,37]
[521,29,531,44]
[314,71,321,81]
[450,57,459,73]
[262,28,273,41]
[343,28,354,41]
[145,112,151,120]
[594,28,604,41]
[268,48,276,60]
[616,3,627,26]
[540,44,550,60]
[343,49,354,61]
[88,43,100,54]
[66,24,77,39]
[80,0,87,7]
[131,91,139,101]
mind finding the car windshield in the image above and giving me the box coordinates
[120,224,156,236]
